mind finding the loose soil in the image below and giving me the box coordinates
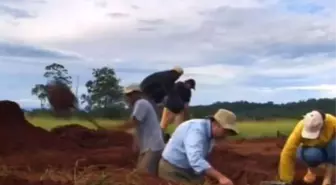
[0,100,334,185]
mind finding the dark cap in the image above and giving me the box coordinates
[185,79,196,90]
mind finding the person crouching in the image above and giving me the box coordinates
[158,109,238,185]
[278,110,336,185]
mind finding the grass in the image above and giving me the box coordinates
[27,116,123,131]
[27,116,298,138]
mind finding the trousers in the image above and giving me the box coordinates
[297,139,336,167]
[136,149,163,176]
[158,159,205,185]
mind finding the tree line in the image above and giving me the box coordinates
[30,63,336,120]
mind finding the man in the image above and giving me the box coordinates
[158,109,238,185]
[277,110,336,185]
[139,66,184,142]
[140,66,184,107]
[160,78,196,131]
[116,83,165,176]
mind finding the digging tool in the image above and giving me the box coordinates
[46,80,105,130]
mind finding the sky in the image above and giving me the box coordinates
[0,0,335,108]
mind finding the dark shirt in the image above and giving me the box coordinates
[174,82,191,103]
[140,70,182,103]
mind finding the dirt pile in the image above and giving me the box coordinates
[51,124,133,148]
[209,139,331,185]
[0,175,70,185]
[46,81,77,116]
[0,100,332,185]
[210,148,278,185]
[0,100,80,155]
[0,100,25,123]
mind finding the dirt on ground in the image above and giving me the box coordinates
[0,100,333,185]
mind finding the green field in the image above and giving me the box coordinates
[27,116,298,139]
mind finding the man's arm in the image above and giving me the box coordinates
[183,129,228,181]
[116,117,139,130]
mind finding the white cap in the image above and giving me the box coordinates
[123,83,141,94]
[301,110,324,139]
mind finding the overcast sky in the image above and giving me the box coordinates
[0,0,335,108]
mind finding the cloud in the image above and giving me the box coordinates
[181,64,244,85]
[0,0,335,107]
[131,5,140,10]
[137,27,157,32]
[107,12,129,18]
[138,19,166,25]
[0,41,83,60]
[94,0,107,8]
[1,0,46,4]
[278,0,329,14]
[0,4,35,19]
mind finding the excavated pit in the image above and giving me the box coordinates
[0,100,333,185]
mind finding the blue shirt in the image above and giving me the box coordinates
[161,119,214,174]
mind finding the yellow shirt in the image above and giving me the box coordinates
[279,114,336,183]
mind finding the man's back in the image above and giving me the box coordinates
[140,70,181,103]
[174,81,191,104]
[162,119,213,171]
[132,98,165,153]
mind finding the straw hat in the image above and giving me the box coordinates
[123,83,141,94]
[213,109,238,135]
[172,66,184,74]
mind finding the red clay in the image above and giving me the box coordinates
[0,100,333,185]
[51,124,134,148]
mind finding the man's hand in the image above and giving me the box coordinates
[205,168,233,185]
[115,118,138,131]
[218,176,234,185]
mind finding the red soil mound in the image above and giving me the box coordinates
[50,124,133,148]
[0,100,26,123]
[0,100,80,155]
[209,139,333,185]
[0,100,332,185]
[0,175,71,185]
[209,148,277,185]
[46,82,77,117]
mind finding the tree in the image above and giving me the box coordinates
[44,63,72,87]
[81,67,123,111]
[31,63,72,108]
[31,84,47,108]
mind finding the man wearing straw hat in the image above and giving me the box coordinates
[140,66,184,110]
[158,109,238,185]
[116,83,165,176]
[140,66,185,141]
